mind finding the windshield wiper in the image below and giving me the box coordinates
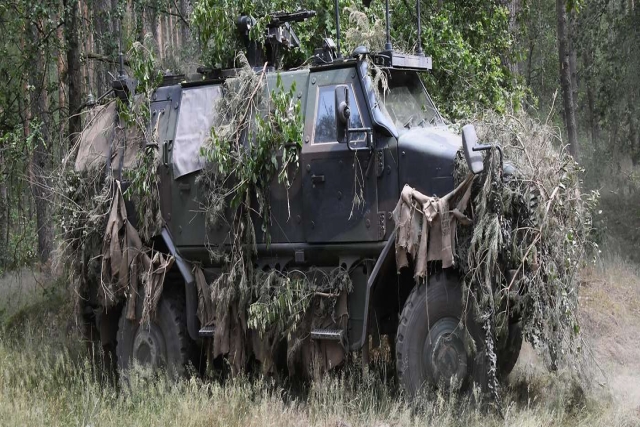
[404,115,417,129]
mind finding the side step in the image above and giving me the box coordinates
[311,329,344,341]
[200,326,342,340]
[198,326,215,337]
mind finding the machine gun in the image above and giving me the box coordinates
[268,10,316,27]
[237,10,316,69]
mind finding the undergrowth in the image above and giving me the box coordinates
[0,331,634,427]
[1,267,638,427]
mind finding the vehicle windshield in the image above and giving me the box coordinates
[378,70,443,131]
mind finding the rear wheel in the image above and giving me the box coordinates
[117,290,193,378]
[395,271,486,395]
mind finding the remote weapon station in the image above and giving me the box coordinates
[76,0,522,394]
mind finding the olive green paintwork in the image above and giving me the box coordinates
[158,64,401,251]
[151,59,461,350]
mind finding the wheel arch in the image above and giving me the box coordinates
[350,230,402,350]
[159,227,200,341]
[358,236,466,352]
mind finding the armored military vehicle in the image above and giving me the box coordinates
[75,3,522,395]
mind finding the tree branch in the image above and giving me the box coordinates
[86,52,130,67]
[170,0,190,29]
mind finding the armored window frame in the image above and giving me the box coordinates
[312,84,365,144]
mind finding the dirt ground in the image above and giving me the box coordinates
[579,255,640,413]
[508,249,640,418]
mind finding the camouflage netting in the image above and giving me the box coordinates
[195,265,352,375]
[194,53,351,376]
[57,92,170,328]
[393,111,598,400]
[56,39,171,328]
[57,43,353,376]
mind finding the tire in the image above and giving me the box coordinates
[497,320,523,379]
[395,271,486,395]
[117,289,193,379]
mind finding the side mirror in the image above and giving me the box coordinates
[461,124,484,174]
[335,85,350,144]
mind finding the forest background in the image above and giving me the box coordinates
[0,0,636,270]
[0,0,638,272]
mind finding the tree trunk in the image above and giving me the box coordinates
[583,48,599,150]
[156,9,163,59]
[29,25,54,265]
[66,0,83,147]
[180,0,189,49]
[556,0,578,159]
[630,99,640,166]
[507,0,521,75]
[57,0,68,154]
[568,10,578,113]
[0,151,7,270]
[138,6,146,42]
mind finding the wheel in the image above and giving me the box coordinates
[395,271,486,395]
[117,289,193,378]
[497,320,523,379]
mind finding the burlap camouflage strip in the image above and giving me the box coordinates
[101,180,174,323]
[393,174,474,279]
[192,264,351,377]
[193,266,215,328]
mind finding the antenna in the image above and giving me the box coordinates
[334,0,341,58]
[416,0,424,56]
[384,0,392,51]
[118,17,125,78]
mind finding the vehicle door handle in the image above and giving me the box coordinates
[162,140,173,166]
[311,174,325,184]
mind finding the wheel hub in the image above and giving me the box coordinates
[423,317,468,389]
[132,323,167,369]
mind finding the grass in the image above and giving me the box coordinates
[0,262,639,426]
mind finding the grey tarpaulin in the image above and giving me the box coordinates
[75,102,116,171]
[172,85,222,178]
[393,175,474,279]
[74,101,144,173]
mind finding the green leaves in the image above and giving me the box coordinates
[247,273,309,337]
[248,268,351,341]
[190,0,519,121]
[129,35,162,102]
[200,57,303,243]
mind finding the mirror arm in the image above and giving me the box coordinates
[473,143,503,168]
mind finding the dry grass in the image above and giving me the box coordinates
[0,257,639,427]
[0,267,46,318]
[0,342,636,427]
[579,250,640,411]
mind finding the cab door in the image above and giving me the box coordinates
[301,67,379,243]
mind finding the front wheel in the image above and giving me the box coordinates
[497,320,523,379]
[395,272,486,395]
[117,290,193,378]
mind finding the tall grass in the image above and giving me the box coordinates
[0,270,638,426]
[0,331,636,426]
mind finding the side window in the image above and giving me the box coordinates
[172,85,222,179]
[314,85,365,143]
